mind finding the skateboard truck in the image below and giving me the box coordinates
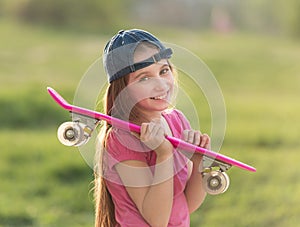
[57,113,99,147]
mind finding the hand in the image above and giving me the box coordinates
[139,118,166,151]
[182,129,211,149]
[182,129,210,169]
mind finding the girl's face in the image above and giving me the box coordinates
[127,48,174,117]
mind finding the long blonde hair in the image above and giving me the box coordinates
[94,42,177,226]
[94,75,128,227]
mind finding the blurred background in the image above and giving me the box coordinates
[0,0,299,226]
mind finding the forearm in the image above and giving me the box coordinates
[142,142,174,226]
[184,156,207,213]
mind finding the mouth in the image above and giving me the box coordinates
[150,93,168,100]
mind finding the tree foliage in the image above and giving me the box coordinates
[1,0,300,38]
[6,0,130,33]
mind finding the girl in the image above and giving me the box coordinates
[94,29,210,227]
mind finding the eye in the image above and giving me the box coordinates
[160,67,170,75]
[139,76,150,82]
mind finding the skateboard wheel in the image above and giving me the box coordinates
[202,171,230,195]
[57,121,92,147]
[74,130,90,147]
[57,122,84,146]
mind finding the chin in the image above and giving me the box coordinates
[137,99,170,112]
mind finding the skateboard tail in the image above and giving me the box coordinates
[47,87,141,132]
[47,87,72,111]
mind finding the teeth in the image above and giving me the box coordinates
[151,94,167,100]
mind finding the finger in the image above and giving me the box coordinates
[140,123,148,134]
[187,130,196,144]
[182,130,196,144]
[140,123,149,142]
[200,134,210,148]
[182,130,189,142]
[157,126,166,138]
[148,121,155,133]
[130,131,140,139]
[150,123,165,138]
[194,130,201,146]
[151,126,165,148]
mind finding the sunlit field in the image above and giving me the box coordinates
[1,20,299,226]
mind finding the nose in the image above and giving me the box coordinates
[153,77,170,91]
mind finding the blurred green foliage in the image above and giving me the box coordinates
[0,88,66,129]
[0,130,94,226]
[0,0,132,33]
[1,0,300,38]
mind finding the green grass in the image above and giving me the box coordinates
[1,19,300,226]
[0,130,94,226]
[194,146,300,226]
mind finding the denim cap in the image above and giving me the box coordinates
[103,29,173,83]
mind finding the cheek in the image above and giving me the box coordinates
[166,75,175,92]
[166,75,176,103]
[127,84,152,103]
[165,71,175,85]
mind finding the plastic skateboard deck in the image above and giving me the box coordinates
[47,87,256,173]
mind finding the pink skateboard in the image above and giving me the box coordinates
[47,87,256,195]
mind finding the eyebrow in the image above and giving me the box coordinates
[134,71,148,80]
[134,63,170,80]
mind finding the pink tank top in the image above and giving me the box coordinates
[103,109,191,226]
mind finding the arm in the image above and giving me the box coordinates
[116,120,174,227]
[184,154,207,213]
[182,130,210,213]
